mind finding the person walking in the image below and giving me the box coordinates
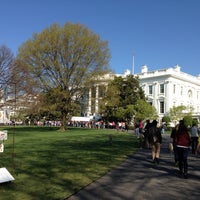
[135,122,140,138]
[190,123,199,154]
[144,119,151,148]
[148,120,162,164]
[170,124,179,166]
[195,136,200,155]
[174,120,191,179]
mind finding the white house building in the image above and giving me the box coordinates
[84,64,200,123]
[137,65,200,122]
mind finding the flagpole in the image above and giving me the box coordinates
[132,53,135,75]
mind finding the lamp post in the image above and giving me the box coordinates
[12,82,16,173]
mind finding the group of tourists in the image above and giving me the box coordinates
[135,119,200,179]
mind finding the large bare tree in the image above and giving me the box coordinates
[0,45,14,84]
[0,45,14,108]
[15,22,111,130]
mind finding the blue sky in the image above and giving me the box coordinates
[1,0,200,76]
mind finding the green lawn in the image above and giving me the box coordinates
[0,126,139,200]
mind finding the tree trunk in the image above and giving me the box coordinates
[59,111,68,131]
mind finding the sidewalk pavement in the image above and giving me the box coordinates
[66,134,200,200]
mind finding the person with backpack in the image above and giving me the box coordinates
[174,120,191,179]
[144,119,151,148]
[148,120,162,164]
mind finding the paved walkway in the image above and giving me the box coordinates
[66,134,200,200]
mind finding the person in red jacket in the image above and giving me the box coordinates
[174,120,191,179]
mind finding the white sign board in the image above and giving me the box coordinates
[0,130,8,140]
[0,168,15,183]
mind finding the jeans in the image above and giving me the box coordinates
[173,142,178,162]
[191,137,198,154]
[177,146,189,175]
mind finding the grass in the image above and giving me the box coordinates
[0,126,139,200]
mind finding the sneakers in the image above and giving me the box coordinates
[184,174,188,179]
[152,158,159,164]
[156,158,160,164]
[178,171,188,179]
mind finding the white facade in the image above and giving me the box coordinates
[137,65,200,121]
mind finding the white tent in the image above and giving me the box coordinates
[71,116,91,122]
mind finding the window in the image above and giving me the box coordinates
[173,84,176,94]
[149,85,153,94]
[160,101,164,113]
[160,84,164,94]
[187,89,192,98]
[91,86,96,98]
[99,85,105,98]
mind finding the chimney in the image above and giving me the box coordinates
[141,65,148,73]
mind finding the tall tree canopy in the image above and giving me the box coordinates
[15,22,111,130]
[102,75,145,108]
[101,75,146,123]
[101,75,158,123]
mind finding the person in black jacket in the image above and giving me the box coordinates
[149,120,162,164]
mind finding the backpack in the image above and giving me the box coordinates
[175,131,191,147]
[149,126,159,144]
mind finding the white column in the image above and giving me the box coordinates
[95,85,99,114]
[153,82,158,110]
[88,88,92,116]
[164,81,170,114]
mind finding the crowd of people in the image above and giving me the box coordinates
[135,119,200,179]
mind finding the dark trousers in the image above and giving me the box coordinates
[173,142,178,162]
[191,137,198,154]
[177,147,188,175]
